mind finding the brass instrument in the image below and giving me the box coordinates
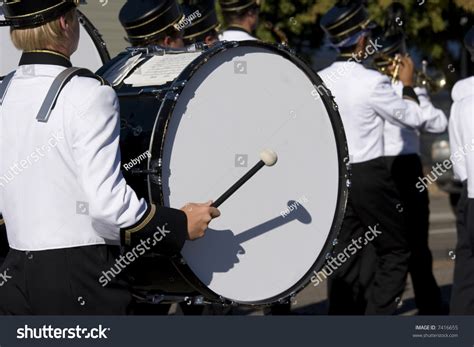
[373,53,446,92]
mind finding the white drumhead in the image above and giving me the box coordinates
[0,10,105,76]
[161,45,343,303]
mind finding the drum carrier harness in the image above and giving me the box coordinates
[0,68,109,122]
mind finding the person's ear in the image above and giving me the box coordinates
[59,15,68,31]
[163,36,172,47]
[204,35,214,46]
[357,35,367,51]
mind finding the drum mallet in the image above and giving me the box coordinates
[212,149,278,208]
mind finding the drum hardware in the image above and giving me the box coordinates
[212,150,278,208]
[120,119,143,136]
[164,92,180,101]
[134,293,219,306]
[126,46,166,57]
[332,239,339,246]
[278,44,296,56]
[117,87,178,97]
[130,169,159,175]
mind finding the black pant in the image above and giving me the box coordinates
[450,183,474,314]
[0,245,132,315]
[0,224,8,265]
[385,154,442,314]
[328,157,410,315]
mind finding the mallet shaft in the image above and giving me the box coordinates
[212,160,265,208]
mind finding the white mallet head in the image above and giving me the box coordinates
[260,149,278,167]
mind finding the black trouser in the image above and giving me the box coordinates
[450,183,474,314]
[0,245,132,315]
[385,154,442,314]
[328,157,410,315]
[0,225,8,265]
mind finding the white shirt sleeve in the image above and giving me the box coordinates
[449,106,467,182]
[416,87,448,134]
[368,76,424,129]
[70,82,147,239]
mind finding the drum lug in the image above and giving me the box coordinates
[193,296,205,305]
[332,238,338,246]
[218,296,235,306]
[278,43,295,55]
[165,92,180,101]
[130,169,158,175]
[176,80,187,88]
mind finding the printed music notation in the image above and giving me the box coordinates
[124,52,201,87]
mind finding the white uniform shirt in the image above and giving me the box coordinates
[384,81,447,156]
[319,61,435,164]
[449,76,474,198]
[0,63,147,251]
[219,28,257,41]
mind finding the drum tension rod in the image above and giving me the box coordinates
[130,168,159,175]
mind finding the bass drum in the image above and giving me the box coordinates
[0,9,110,76]
[98,41,349,306]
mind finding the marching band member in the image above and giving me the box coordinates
[119,0,185,48]
[318,1,442,315]
[182,0,220,47]
[0,0,219,315]
[449,26,474,315]
[218,0,260,41]
[375,32,448,314]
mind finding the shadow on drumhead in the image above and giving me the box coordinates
[193,201,312,285]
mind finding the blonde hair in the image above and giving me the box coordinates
[10,9,77,51]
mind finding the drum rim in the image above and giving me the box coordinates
[77,9,111,66]
[136,41,350,306]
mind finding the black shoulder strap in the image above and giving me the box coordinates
[36,67,110,123]
[0,72,16,106]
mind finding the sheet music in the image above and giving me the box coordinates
[102,54,146,86]
[124,52,201,87]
